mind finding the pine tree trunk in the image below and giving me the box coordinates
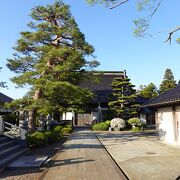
[28,88,42,133]
[28,109,37,133]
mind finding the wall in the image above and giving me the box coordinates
[62,112,73,120]
[156,106,180,145]
[175,106,180,144]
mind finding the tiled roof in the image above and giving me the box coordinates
[0,92,13,103]
[79,71,125,103]
[141,84,180,107]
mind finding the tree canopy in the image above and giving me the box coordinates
[138,83,158,99]
[7,0,99,131]
[87,0,180,43]
[108,76,139,120]
[159,68,177,94]
[0,67,7,88]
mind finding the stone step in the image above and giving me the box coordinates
[0,141,15,150]
[0,136,9,143]
[0,145,21,159]
[0,135,29,171]
[4,132,19,138]
[0,148,29,169]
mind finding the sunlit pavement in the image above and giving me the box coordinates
[95,131,180,180]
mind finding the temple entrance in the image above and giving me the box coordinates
[75,113,92,126]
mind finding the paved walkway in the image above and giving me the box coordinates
[43,128,127,180]
[96,131,180,180]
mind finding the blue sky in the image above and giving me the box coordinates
[0,0,179,99]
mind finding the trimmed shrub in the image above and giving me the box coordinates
[104,120,111,127]
[60,121,72,127]
[62,127,73,134]
[51,125,63,141]
[110,118,126,130]
[44,131,54,142]
[26,132,48,146]
[65,124,73,129]
[128,118,141,127]
[140,122,147,130]
[53,125,63,132]
[44,131,52,138]
[92,122,109,131]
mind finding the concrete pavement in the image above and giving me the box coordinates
[43,128,127,180]
[96,131,180,180]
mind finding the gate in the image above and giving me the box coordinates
[76,113,92,126]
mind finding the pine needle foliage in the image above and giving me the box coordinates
[6,1,99,130]
[108,77,139,120]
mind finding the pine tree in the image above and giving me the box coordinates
[0,67,7,88]
[7,1,98,132]
[108,76,139,120]
[159,69,176,94]
[138,83,158,99]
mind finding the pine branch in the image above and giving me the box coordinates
[164,26,180,44]
[110,0,129,9]
[149,0,163,20]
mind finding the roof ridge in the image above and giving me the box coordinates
[141,84,180,107]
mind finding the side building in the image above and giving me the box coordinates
[0,92,13,115]
[141,84,180,145]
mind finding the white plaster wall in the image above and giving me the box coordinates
[62,112,73,120]
[175,106,180,144]
[157,107,175,144]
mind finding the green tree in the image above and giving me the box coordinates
[0,67,7,88]
[7,1,98,132]
[138,83,158,99]
[108,77,139,120]
[159,69,177,94]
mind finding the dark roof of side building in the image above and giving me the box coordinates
[0,92,13,103]
[141,84,180,107]
[79,71,125,103]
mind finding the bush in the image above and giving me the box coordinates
[110,118,126,129]
[140,122,147,130]
[65,124,73,129]
[60,121,72,127]
[26,132,48,146]
[104,120,111,127]
[53,125,63,132]
[44,131,55,142]
[128,118,141,127]
[62,127,73,134]
[51,125,63,141]
[92,122,109,131]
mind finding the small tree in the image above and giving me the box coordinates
[159,69,176,94]
[108,76,139,120]
[138,83,158,99]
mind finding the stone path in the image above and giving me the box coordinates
[43,128,127,180]
[96,131,180,180]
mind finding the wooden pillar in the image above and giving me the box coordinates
[173,106,178,143]
[0,116,4,134]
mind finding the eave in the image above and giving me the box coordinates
[141,98,180,108]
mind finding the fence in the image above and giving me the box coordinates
[0,116,27,140]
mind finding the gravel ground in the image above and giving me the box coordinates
[0,135,69,180]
